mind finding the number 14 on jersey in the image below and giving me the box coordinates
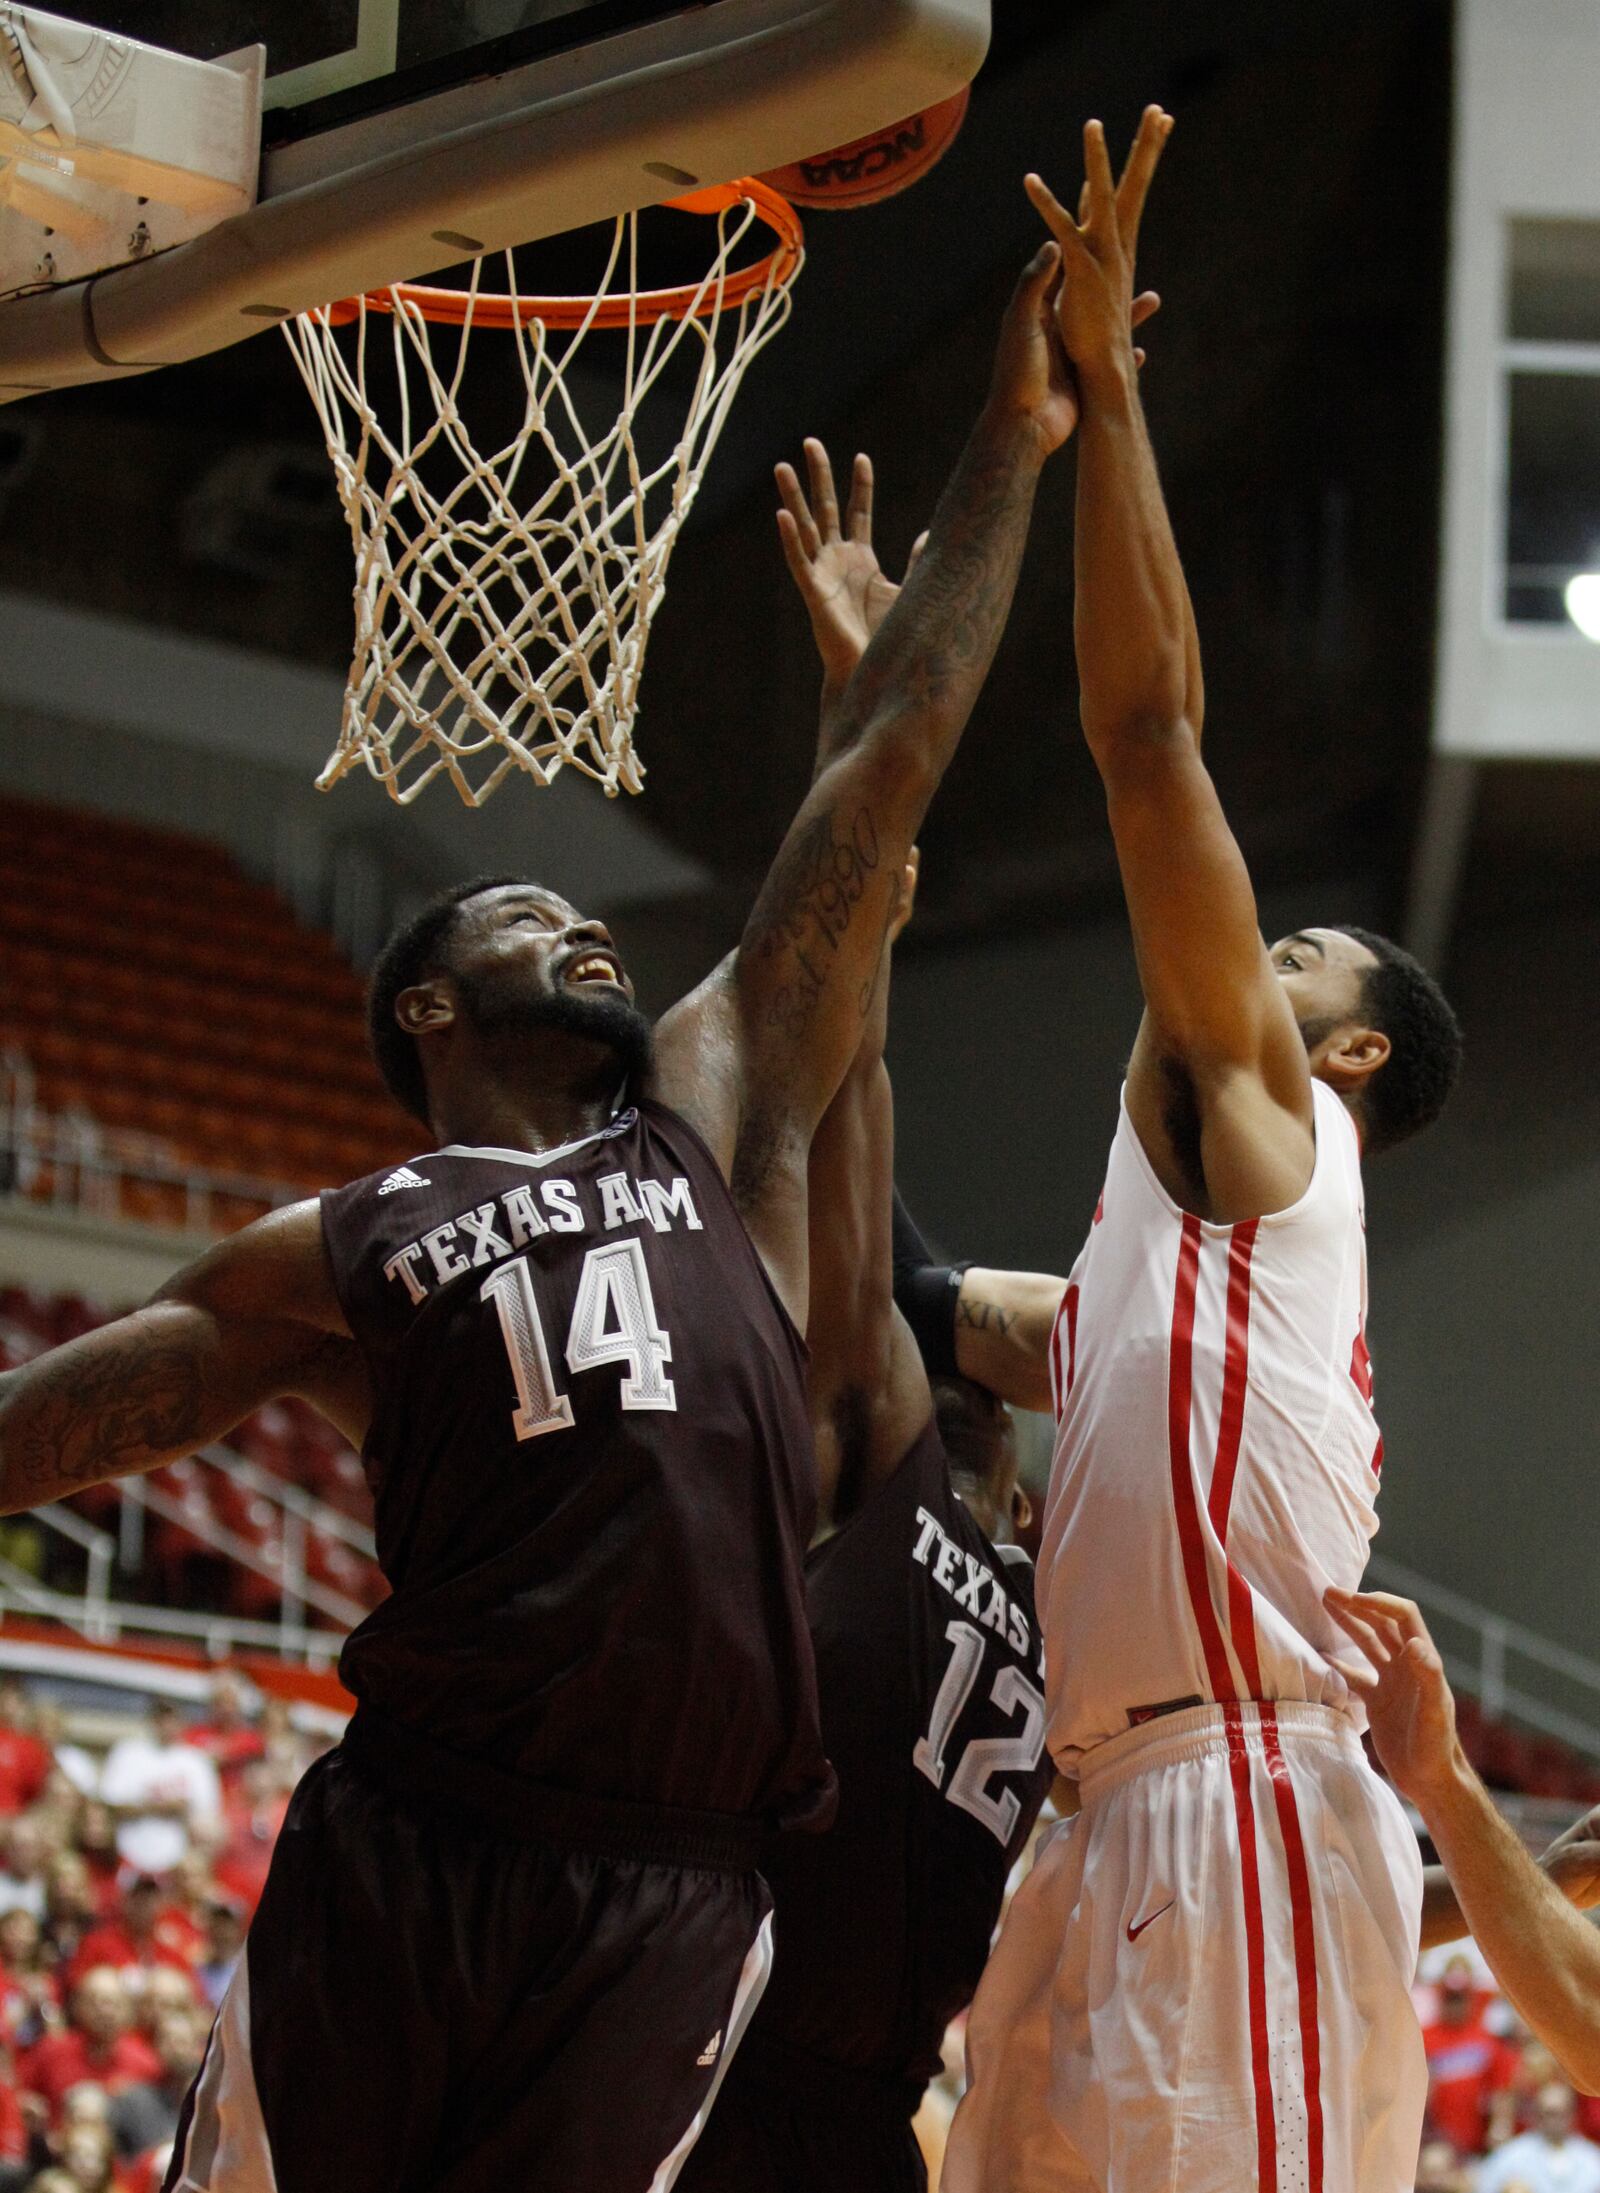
[481,1244,677,1437]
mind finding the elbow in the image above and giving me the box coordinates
[1556,2044,1600,2100]
[1084,706,1200,786]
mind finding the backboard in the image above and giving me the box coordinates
[0,0,990,402]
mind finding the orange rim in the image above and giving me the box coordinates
[325,178,802,331]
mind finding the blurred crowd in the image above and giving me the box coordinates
[1413,1952,1600,2191]
[0,1672,316,2192]
[0,1658,1595,2193]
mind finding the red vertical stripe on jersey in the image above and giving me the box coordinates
[1226,1702,1280,2193]
[1168,1217,1279,2187]
[1261,1706,1326,2192]
[1166,1217,1234,1701]
[1207,1221,1259,1544]
[1049,1296,1066,1418]
[1211,1218,1266,1698]
[1064,1284,1079,1398]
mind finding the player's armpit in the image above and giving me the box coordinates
[0,1199,353,1516]
[954,1268,1067,1416]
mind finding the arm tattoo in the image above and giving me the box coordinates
[749,804,882,1043]
[3,1332,212,1506]
[844,422,1045,729]
[0,1316,340,1512]
[956,1294,1019,1341]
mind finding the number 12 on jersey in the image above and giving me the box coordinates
[915,1617,1046,1847]
[481,1244,676,1438]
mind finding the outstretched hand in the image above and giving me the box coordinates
[1026,104,1173,379]
[1540,1803,1600,1910]
[776,441,927,701]
[1324,1586,1464,1810]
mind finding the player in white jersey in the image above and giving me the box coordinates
[941,109,1465,2193]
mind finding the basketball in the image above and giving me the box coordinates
[757,86,971,210]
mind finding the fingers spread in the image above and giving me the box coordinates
[1018,238,1063,292]
[1334,1590,1433,1655]
[1131,290,1162,329]
[1328,1654,1380,1695]
[1323,1589,1391,1669]
[804,437,842,541]
[846,452,874,545]
[1116,104,1173,249]
[774,505,817,594]
[1082,118,1117,220]
[1024,173,1077,248]
[774,461,822,560]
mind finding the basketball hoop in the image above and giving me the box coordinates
[282,180,803,807]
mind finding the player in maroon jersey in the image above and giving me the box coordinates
[0,249,1082,2193]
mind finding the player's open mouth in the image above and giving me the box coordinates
[565,953,624,988]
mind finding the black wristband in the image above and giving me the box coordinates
[891,1187,970,1377]
[898,1261,971,1379]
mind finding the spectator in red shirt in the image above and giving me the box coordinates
[1423,1955,1520,2156]
[0,1819,49,1925]
[147,1858,208,1975]
[21,1969,159,2124]
[42,1856,99,1978]
[71,1810,120,1922]
[0,1685,50,1820]
[0,2041,28,2168]
[0,1908,59,2051]
[180,1677,262,1797]
[65,1883,198,2003]
[212,1762,288,1917]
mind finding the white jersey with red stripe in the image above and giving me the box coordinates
[1039,1076,1382,1770]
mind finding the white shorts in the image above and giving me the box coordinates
[942,1701,1426,2193]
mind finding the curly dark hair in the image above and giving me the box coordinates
[1328,925,1463,1156]
[367,875,533,1125]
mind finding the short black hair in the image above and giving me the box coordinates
[368,875,534,1124]
[1328,925,1463,1156]
[931,1374,1012,1495]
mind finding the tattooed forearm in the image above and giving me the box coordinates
[956,1294,1020,1340]
[841,412,1047,737]
[750,804,882,1043]
[0,1304,342,1516]
[0,1331,211,1512]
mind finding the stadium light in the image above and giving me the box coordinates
[1563,572,1600,643]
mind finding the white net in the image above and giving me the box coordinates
[282,188,801,806]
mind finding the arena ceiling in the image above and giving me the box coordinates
[4,0,1519,963]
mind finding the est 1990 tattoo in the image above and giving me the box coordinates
[753,804,882,1044]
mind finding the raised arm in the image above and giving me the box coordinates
[655,249,1078,1323]
[766,444,1073,1418]
[1328,1588,1600,2094]
[1028,113,1316,1222]
[0,1201,361,1515]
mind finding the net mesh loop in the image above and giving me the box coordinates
[282,182,802,805]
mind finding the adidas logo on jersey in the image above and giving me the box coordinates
[696,2031,722,2068]
[378,1166,432,1194]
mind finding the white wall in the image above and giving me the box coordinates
[1435,0,1600,757]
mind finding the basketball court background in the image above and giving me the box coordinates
[0,0,1597,1722]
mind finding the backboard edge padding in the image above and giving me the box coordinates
[0,0,989,400]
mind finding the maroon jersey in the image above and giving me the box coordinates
[319,1100,833,1831]
[748,1419,1052,2087]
